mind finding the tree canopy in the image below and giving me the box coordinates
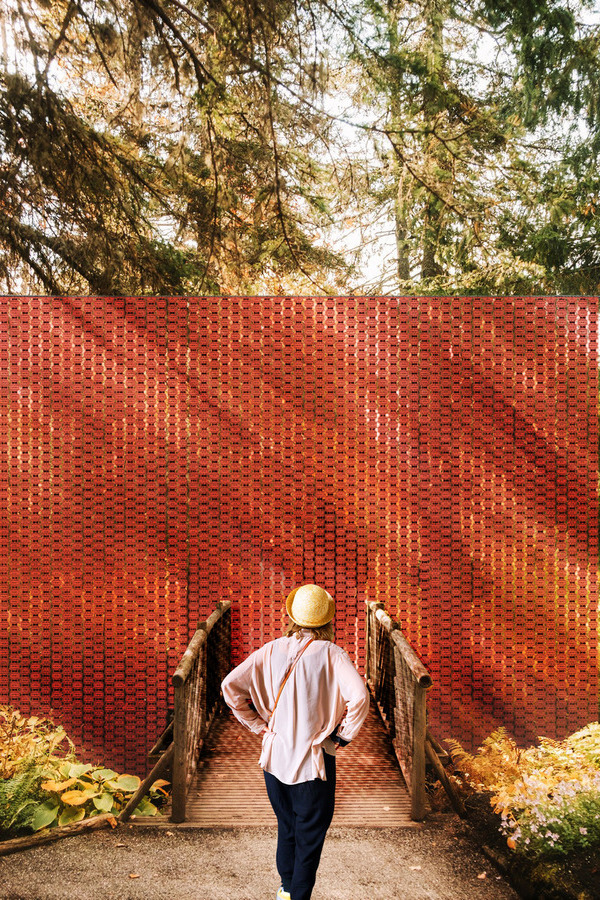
[1,0,599,295]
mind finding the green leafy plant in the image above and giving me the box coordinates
[0,706,169,838]
[34,761,169,828]
[447,723,600,858]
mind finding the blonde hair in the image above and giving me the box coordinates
[284,620,334,642]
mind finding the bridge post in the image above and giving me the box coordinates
[365,601,385,688]
[410,678,428,821]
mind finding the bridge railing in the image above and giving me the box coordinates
[119,600,231,824]
[365,601,433,820]
[171,600,232,822]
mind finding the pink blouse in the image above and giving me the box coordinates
[221,630,370,784]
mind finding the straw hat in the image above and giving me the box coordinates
[286,584,335,628]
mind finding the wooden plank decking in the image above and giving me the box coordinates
[174,701,414,828]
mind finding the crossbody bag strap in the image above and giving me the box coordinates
[267,637,315,729]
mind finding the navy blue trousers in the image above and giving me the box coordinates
[264,751,336,900]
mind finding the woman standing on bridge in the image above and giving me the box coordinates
[221,583,370,900]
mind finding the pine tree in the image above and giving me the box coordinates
[341,0,600,294]
[0,0,348,295]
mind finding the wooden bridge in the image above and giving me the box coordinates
[122,602,457,828]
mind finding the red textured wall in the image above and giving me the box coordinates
[0,297,597,773]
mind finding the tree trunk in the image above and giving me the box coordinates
[387,3,412,285]
[420,0,446,281]
[395,167,411,282]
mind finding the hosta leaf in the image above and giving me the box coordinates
[61,790,94,806]
[77,776,97,788]
[150,778,170,797]
[31,801,59,831]
[58,806,86,826]
[68,763,93,778]
[133,797,158,816]
[41,777,77,793]
[93,793,115,812]
[151,786,170,797]
[107,775,141,793]
[92,768,119,782]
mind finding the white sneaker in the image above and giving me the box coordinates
[276,889,291,900]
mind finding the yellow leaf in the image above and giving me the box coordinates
[61,790,93,806]
[507,836,517,850]
[41,777,77,793]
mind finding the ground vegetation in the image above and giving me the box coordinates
[441,723,600,899]
[0,706,166,838]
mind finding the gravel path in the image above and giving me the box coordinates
[0,815,520,900]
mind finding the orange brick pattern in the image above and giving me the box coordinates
[0,297,597,772]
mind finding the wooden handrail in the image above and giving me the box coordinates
[172,602,231,687]
[365,600,433,821]
[390,630,433,689]
[170,600,232,823]
[173,629,208,688]
[119,743,174,823]
[202,605,227,635]
[372,606,432,687]
[125,601,232,824]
